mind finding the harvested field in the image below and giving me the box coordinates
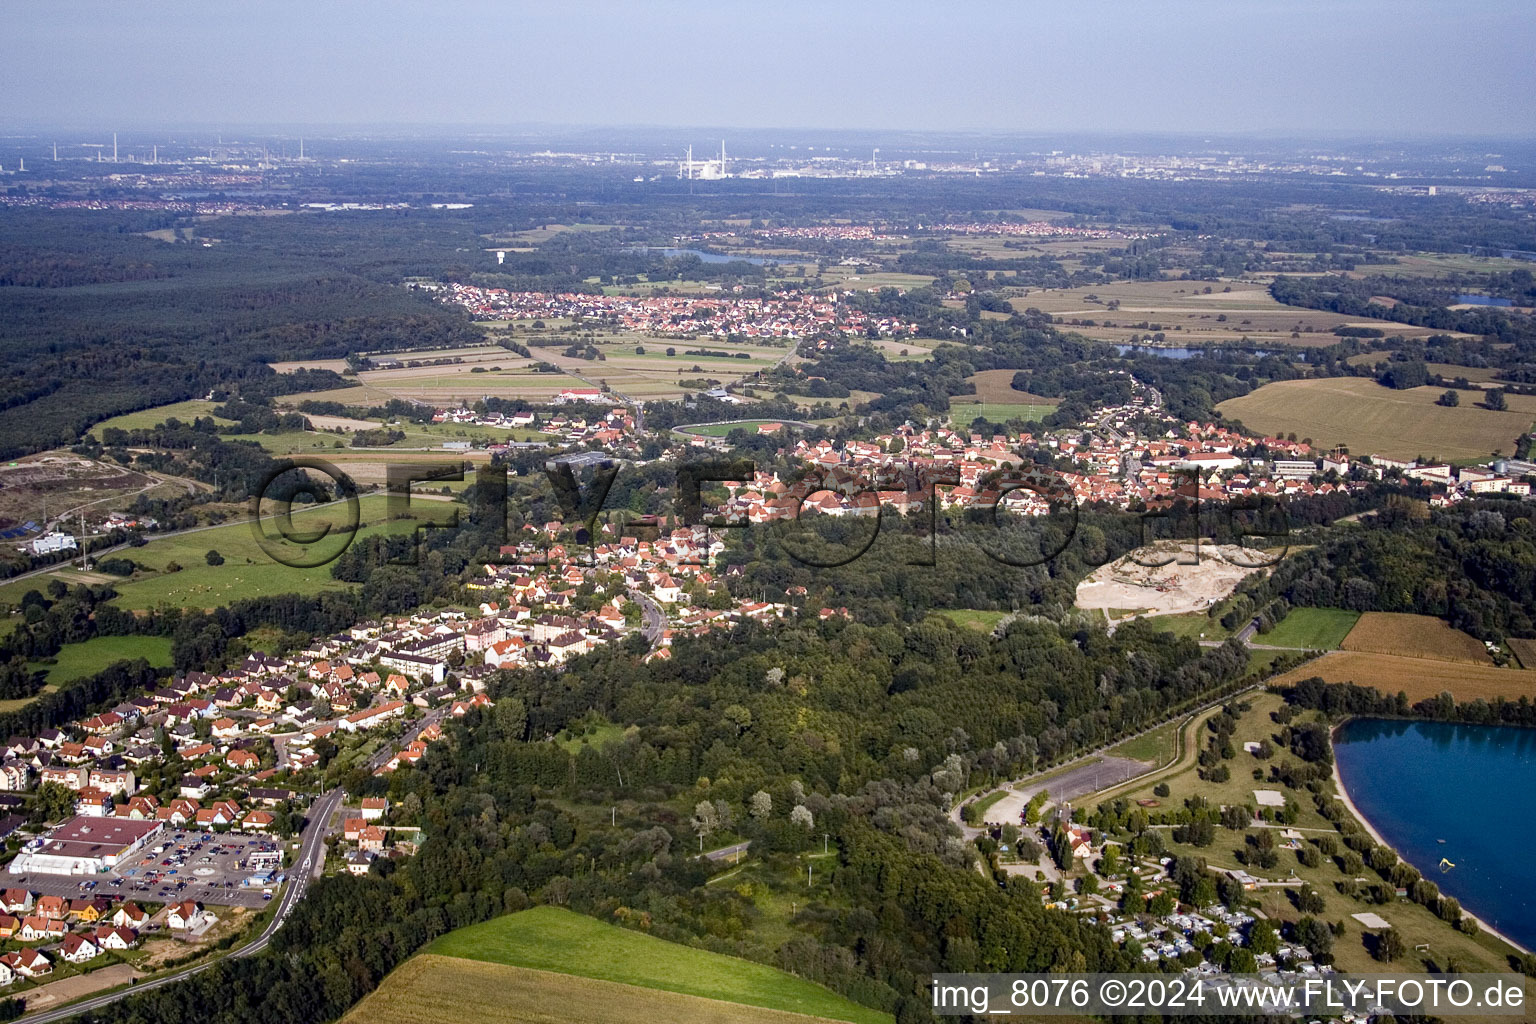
[342,956,865,1024]
[1506,637,1536,670]
[1341,612,1492,664]
[1215,378,1536,462]
[1074,542,1273,617]
[1270,650,1535,703]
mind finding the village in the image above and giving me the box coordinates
[426,282,921,339]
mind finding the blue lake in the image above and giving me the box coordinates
[1113,344,1276,360]
[1454,294,1514,307]
[632,247,782,266]
[1334,718,1536,950]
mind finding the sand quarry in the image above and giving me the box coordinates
[1075,541,1272,617]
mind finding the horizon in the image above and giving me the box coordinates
[4,1,1534,137]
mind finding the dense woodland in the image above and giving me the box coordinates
[1228,498,1536,640]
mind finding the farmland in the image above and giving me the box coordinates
[420,907,889,1024]
[1340,612,1492,664]
[1008,279,1461,349]
[1216,378,1536,462]
[1270,650,1535,703]
[342,955,866,1024]
[1506,637,1536,670]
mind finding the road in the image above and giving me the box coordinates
[627,588,666,647]
[12,786,343,1024]
[702,840,751,862]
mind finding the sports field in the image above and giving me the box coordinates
[418,907,887,1023]
[1340,612,1491,664]
[1216,378,1536,462]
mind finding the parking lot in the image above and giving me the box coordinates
[11,830,287,909]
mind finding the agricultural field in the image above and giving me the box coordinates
[1269,651,1534,703]
[29,634,174,684]
[419,907,888,1024]
[343,955,867,1024]
[1505,637,1536,670]
[1216,378,1536,462]
[1257,607,1360,650]
[1340,612,1492,664]
[1008,279,1461,349]
[524,335,790,400]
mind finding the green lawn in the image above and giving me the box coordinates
[104,495,446,611]
[1106,719,1180,764]
[425,907,889,1024]
[29,635,173,684]
[1256,607,1359,649]
[936,609,1009,632]
[88,400,231,437]
[1149,612,1229,642]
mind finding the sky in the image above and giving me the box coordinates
[3,1,1533,136]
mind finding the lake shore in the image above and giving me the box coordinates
[1331,724,1532,959]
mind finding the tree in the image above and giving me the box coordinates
[1248,917,1279,956]
[205,549,224,566]
[790,804,814,830]
[690,800,719,850]
[1486,388,1508,411]
[749,790,772,820]
[1374,927,1404,962]
[1438,390,1460,407]
[32,781,74,824]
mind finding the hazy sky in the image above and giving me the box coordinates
[4,1,1532,135]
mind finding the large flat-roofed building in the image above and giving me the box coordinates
[9,817,164,876]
